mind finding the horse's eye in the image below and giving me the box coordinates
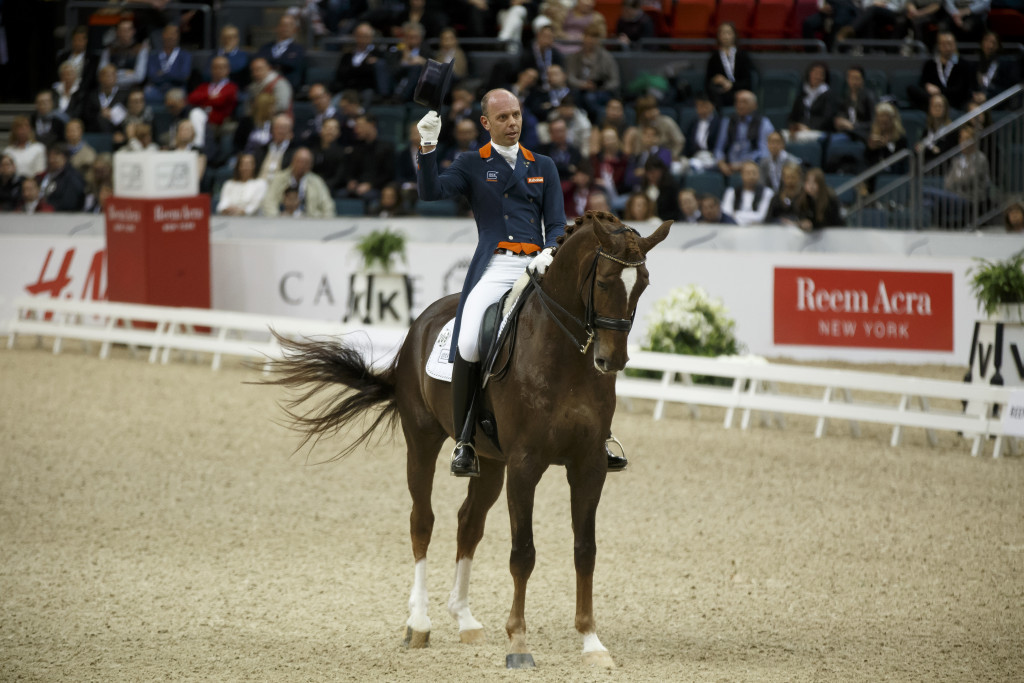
[596,281,609,291]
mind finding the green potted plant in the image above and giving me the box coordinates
[355,228,407,274]
[968,248,1024,321]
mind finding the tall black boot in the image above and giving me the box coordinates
[450,355,481,478]
[606,433,628,472]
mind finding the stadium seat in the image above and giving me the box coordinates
[824,173,857,204]
[986,8,1024,40]
[886,71,920,110]
[751,0,794,39]
[292,101,315,129]
[306,66,333,88]
[788,0,819,38]
[824,137,866,173]
[335,198,366,216]
[595,0,624,36]
[899,109,926,145]
[671,0,717,39]
[764,107,789,133]
[715,0,756,37]
[865,69,888,99]
[83,132,113,154]
[372,105,407,147]
[685,170,726,198]
[415,199,459,217]
[758,70,801,111]
[785,138,823,168]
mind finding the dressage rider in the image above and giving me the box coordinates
[416,88,629,477]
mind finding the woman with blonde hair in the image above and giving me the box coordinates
[795,167,843,230]
[918,93,955,165]
[234,92,277,154]
[864,102,909,176]
[4,116,47,178]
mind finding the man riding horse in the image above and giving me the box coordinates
[416,88,628,477]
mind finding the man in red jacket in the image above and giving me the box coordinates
[188,56,239,128]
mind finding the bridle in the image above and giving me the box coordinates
[526,227,644,355]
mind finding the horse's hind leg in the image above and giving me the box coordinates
[403,416,447,649]
[448,457,505,643]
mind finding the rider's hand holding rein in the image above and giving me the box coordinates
[527,247,555,277]
[417,110,441,151]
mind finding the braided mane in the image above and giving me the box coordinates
[554,211,644,264]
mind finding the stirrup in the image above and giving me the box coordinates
[605,435,627,472]
[450,441,480,478]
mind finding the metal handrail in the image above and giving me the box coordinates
[632,37,828,53]
[835,38,929,55]
[66,1,213,48]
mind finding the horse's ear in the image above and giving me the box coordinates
[637,220,673,255]
[590,211,616,246]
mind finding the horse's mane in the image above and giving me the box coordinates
[554,211,645,265]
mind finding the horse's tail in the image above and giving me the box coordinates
[261,330,400,461]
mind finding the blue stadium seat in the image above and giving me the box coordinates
[785,138,824,169]
[685,170,726,198]
[335,198,366,216]
[899,109,926,145]
[370,105,406,147]
[886,71,919,109]
[306,66,333,88]
[824,137,866,173]
[824,173,858,205]
[415,199,459,217]
[83,132,113,154]
[758,70,801,111]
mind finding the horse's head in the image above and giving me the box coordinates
[581,211,672,374]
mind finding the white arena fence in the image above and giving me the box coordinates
[4,298,1016,458]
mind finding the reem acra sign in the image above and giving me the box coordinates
[773,267,954,350]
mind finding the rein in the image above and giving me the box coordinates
[526,227,645,355]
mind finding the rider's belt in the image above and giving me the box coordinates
[495,242,541,256]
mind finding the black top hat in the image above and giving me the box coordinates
[413,58,455,111]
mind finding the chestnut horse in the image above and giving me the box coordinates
[265,211,671,669]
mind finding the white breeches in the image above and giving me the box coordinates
[458,253,530,363]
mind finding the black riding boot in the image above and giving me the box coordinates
[450,355,481,477]
[606,433,628,472]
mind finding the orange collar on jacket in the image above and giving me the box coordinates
[479,142,535,161]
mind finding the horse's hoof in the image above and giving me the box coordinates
[505,653,536,669]
[403,626,430,649]
[582,650,616,668]
[459,628,485,644]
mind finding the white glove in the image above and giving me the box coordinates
[417,110,441,147]
[527,247,554,277]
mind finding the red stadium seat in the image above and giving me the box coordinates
[672,0,718,39]
[788,0,819,39]
[987,9,1024,41]
[595,0,623,36]
[715,0,757,38]
[751,0,795,38]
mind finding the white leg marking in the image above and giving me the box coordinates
[448,557,483,632]
[582,632,607,654]
[407,559,431,632]
[620,267,638,302]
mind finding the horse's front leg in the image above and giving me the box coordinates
[504,457,546,669]
[567,457,615,668]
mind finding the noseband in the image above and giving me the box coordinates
[527,227,644,354]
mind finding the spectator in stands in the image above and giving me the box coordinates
[924,125,990,228]
[331,23,388,105]
[832,66,877,143]
[705,22,755,109]
[216,153,268,216]
[385,0,447,40]
[4,116,47,178]
[973,31,1019,104]
[172,120,207,179]
[851,0,906,42]
[539,117,583,181]
[439,85,481,151]
[627,124,673,190]
[698,194,738,225]
[766,162,806,225]
[32,91,65,147]
[257,13,307,91]
[0,154,23,211]
[37,143,86,212]
[585,191,612,212]
[722,160,774,225]
[114,87,154,150]
[441,119,481,171]
[188,56,239,130]
[395,123,421,211]
[162,88,208,150]
[235,92,278,155]
[373,182,407,217]
[1004,202,1024,233]
[389,22,431,104]
[85,182,114,214]
[715,90,775,178]
[344,112,395,207]
[99,19,148,89]
[63,119,96,179]
[436,27,468,82]
[899,0,944,49]
[908,31,975,110]
[255,114,296,182]
[621,191,654,221]
[917,93,955,164]
[86,154,113,203]
[123,122,158,152]
[82,65,128,134]
[54,62,85,123]
[616,0,655,48]
[247,58,294,116]
[941,0,990,45]
[521,24,567,91]
[548,95,593,153]
[216,24,251,87]
[795,167,843,230]
[591,127,630,207]
[864,102,908,171]
[16,177,53,214]
[262,147,335,218]
[336,89,365,149]
[528,64,577,124]
[638,156,680,221]
[788,61,837,142]
[684,95,723,173]
[759,130,802,192]
[802,0,861,50]
[298,82,338,145]
[310,118,347,195]
[676,188,701,223]
[145,24,191,104]
[566,23,620,123]
[562,0,606,48]
[634,95,685,162]
[564,158,600,220]
[56,26,96,92]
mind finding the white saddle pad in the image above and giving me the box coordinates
[425,318,456,382]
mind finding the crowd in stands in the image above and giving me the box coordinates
[2,0,1022,231]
